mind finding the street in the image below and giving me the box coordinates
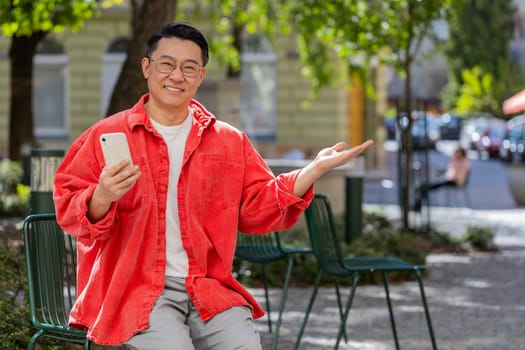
[363,140,518,210]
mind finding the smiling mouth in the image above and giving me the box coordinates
[165,86,184,92]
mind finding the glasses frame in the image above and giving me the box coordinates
[147,57,203,78]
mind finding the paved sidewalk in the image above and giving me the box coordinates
[257,206,525,349]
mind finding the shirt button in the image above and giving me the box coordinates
[181,231,187,236]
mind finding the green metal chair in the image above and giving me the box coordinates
[235,231,313,350]
[22,213,91,350]
[293,194,437,350]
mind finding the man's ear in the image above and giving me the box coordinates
[141,57,150,79]
[197,67,207,87]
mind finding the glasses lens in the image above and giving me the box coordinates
[156,59,176,74]
[181,62,200,78]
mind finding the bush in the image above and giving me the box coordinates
[0,243,33,349]
[463,225,496,251]
[0,240,80,349]
[0,160,30,218]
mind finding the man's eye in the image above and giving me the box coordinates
[182,66,197,73]
[159,62,175,71]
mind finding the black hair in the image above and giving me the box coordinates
[145,22,209,67]
[456,147,467,158]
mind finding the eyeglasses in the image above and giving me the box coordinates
[148,57,202,78]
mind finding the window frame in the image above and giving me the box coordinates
[33,53,70,139]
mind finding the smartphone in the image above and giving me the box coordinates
[99,132,133,167]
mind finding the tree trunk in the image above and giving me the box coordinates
[105,0,178,117]
[399,1,415,230]
[401,65,413,230]
[8,31,47,161]
[226,24,242,78]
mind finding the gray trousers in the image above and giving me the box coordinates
[125,277,262,350]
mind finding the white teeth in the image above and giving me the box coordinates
[166,86,182,92]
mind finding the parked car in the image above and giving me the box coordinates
[439,113,463,140]
[384,117,397,140]
[459,115,507,159]
[411,113,441,150]
[499,114,525,164]
[392,112,441,149]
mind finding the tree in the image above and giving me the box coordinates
[286,0,461,229]
[0,0,120,161]
[104,0,177,116]
[443,0,521,117]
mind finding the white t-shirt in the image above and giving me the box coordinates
[150,110,193,277]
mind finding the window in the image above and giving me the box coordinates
[34,38,68,138]
[241,36,277,141]
[101,37,128,117]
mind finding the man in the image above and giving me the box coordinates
[53,22,372,349]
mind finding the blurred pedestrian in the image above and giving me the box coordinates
[413,147,470,211]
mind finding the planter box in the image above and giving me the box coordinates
[505,165,525,206]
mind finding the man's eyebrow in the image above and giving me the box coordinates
[157,55,201,65]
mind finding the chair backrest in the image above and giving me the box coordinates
[23,213,78,331]
[460,168,471,188]
[235,231,286,263]
[304,194,349,277]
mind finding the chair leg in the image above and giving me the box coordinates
[293,271,323,350]
[334,272,359,350]
[334,279,348,343]
[415,269,438,350]
[382,271,400,350]
[28,330,44,350]
[261,263,272,333]
[271,255,294,350]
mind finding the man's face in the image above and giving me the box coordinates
[141,37,206,120]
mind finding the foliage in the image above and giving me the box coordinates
[0,242,81,350]
[0,160,30,218]
[442,0,522,116]
[0,0,124,36]
[454,66,499,114]
[0,243,32,349]
[463,225,496,251]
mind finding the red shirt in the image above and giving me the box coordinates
[53,94,313,345]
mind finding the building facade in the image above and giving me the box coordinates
[0,4,360,160]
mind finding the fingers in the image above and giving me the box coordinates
[104,159,133,176]
[331,140,373,154]
[352,139,374,154]
[331,142,348,152]
[99,163,141,202]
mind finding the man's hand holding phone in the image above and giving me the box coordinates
[87,133,141,222]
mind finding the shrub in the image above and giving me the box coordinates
[0,239,79,349]
[0,160,30,218]
[463,225,496,251]
[0,243,33,349]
